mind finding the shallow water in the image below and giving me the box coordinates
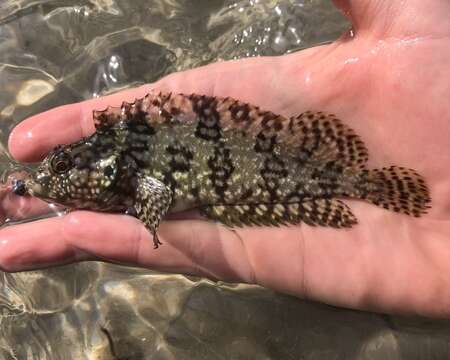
[1,1,450,359]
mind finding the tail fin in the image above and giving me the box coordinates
[363,166,431,217]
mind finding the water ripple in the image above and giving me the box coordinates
[2,1,447,359]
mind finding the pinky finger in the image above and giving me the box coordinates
[0,210,254,282]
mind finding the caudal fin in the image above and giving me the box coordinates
[364,166,431,217]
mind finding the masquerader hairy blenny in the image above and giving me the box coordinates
[14,92,431,248]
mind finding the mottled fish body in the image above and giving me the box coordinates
[18,92,431,248]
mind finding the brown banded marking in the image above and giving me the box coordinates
[287,111,369,170]
[316,176,342,196]
[189,94,223,142]
[125,130,155,172]
[93,107,122,129]
[296,198,358,228]
[166,143,194,173]
[228,101,252,123]
[155,92,176,122]
[199,198,358,228]
[260,154,288,201]
[254,133,276,153]
[93,93,369,175]
[362,166,431,217]
[207,144,235,201]
[200,202,292,227]
[140,93,289,144]
[24,91,432,244]
[162,142,194,191]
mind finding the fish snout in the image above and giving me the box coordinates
[12,178,27,196]
[24,177,44,197]
[12,176,44,197]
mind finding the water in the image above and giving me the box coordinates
[1,1,449,359]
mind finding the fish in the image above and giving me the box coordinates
[14,92,431,248]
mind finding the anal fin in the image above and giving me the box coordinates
[201,203,292,227]
[299,198,357,228]
[200,198,357,229]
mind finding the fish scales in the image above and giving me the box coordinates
[17,92,432,248]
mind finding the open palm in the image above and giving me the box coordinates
[1,0,449,317]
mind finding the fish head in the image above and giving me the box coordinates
[24,140,125,210]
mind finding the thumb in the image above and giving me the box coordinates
[333,0,450,38]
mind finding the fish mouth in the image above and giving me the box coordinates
[12,175,47,198]
[12,177,46,199]
[20,177,66,207]
[12,179,27,196]
[28,185,44,197]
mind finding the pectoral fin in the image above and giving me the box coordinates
[134,174,173,248]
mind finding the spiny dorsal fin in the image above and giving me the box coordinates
[92,92,369,170]
[92,92,192,130]
[165,93,368,170]
[93,106,122,129]
[288,111,369,170]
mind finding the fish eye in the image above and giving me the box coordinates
[51,153,73,174]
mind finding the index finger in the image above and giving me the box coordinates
[8,85,153,162]
[8,55,284,162]
[8,60,224,162]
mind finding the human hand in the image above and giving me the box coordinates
[2,0,449,317]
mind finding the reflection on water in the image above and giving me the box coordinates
[1,1,449,359]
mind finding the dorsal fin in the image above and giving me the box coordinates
[93,106,122,129]
[287,111,369,170]
[92,94,164,130]
[92,92,193,130]
[91,92,369,170]
[175,93,369,170]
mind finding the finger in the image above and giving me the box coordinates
[0,174,62,224]
[300,211,450,317]
[2,206,448,317]
[0,206,306,298]
[8,85,152,162]
[0,217,76,272]
[7,65,224,162]
[332,0,450,37]
[0,191,55,224]
[241,208,450,318]
[8,56,289,163]
[0,211,255,282]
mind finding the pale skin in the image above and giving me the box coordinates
[1,0,449,317]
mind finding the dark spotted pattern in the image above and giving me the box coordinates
[229,101,251,122]
[261,155,288,200]
[163,143,194,191]
[207,145,235,199]
[166,144,193,173]
[362,166,431,217]
[288,111,369,169]
[254,133,276,153]
[190,94,222,142]
[188,94,240,201]
[21,92,431,248]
